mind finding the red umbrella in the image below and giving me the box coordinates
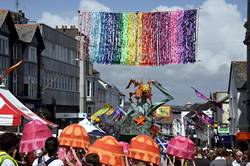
[19,120,52,153]
[166,136,195,160]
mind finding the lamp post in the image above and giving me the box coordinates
[243,0,250,152]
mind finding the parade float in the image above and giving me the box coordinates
[91,79,174,141]
[116,79,174,140]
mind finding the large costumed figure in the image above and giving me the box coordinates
[117,79,174,140]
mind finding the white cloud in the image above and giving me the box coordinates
[152,5,183,12]
[37,12,77,28]
[37,0,111,27]
[198,0,245,72]
[79,0,111,12]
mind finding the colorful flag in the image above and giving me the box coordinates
[191,87,210,101]
[0,60,23,82]
[156,137,167,153]
[91,104,110,122]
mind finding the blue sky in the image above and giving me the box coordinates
[1,0,247,21]
[1,0,248,105]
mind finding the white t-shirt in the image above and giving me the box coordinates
[1,159,16,166]
[32,156,64,166]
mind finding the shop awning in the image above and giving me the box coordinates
[0,88,57,128]
[0,96,21,126]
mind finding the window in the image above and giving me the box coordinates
[12,70,17,95]
[12,43,18,59]
[0,35,9,55]
[24,83,28,96]
[76,78,79,91]
[87,107,92,116]
[87,80,91,97]
[92,81,95,97]
[28,46,37,63]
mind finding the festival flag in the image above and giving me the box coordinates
[191,87,224,113]
[196,111,214,126]
[91,104,110,122]
[0,60,23,82]
[156,137,167,153]
[191,87,210,101]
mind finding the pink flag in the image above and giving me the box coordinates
[191,87,210,101]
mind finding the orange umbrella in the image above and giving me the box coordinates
[128,134,161,166]
[88,136,126,166]
[59,124,90,149]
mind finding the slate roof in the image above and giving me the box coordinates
[0,10,8,27]
[15,24,38,43]
[229,61,247,90]
[0,9,18,39]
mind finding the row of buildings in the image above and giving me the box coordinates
[0,9,125,129]
[174,61,249,149]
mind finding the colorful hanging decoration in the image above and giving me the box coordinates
[79,9,198,66]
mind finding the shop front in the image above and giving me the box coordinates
[55,112,87,129]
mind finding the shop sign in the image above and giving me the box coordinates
[218,126,229,134]
[56,113,87,119]
[236,132,250,141]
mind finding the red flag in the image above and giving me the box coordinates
[0,60,23,81]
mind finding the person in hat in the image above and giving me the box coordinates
[0,132,19,166]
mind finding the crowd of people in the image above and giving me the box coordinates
[188,147,249,166]
[0,132,102,166]
[0,132,249,166]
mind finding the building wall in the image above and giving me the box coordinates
[0,17,12,87]
[237,91,248,132]
[229,70,244,135]
[212,91,229,125]
[39,24,79,111]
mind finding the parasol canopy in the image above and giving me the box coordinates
[128,134,161,166]
[88,136,126,166]
[59,124,90,149]
[166,135,195,160]
[19,120,52,153]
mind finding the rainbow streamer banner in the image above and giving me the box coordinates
[79,9,198,66]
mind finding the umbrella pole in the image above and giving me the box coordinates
[17,126,20,135]
[125,156,129,166]
[166,154,173,165]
